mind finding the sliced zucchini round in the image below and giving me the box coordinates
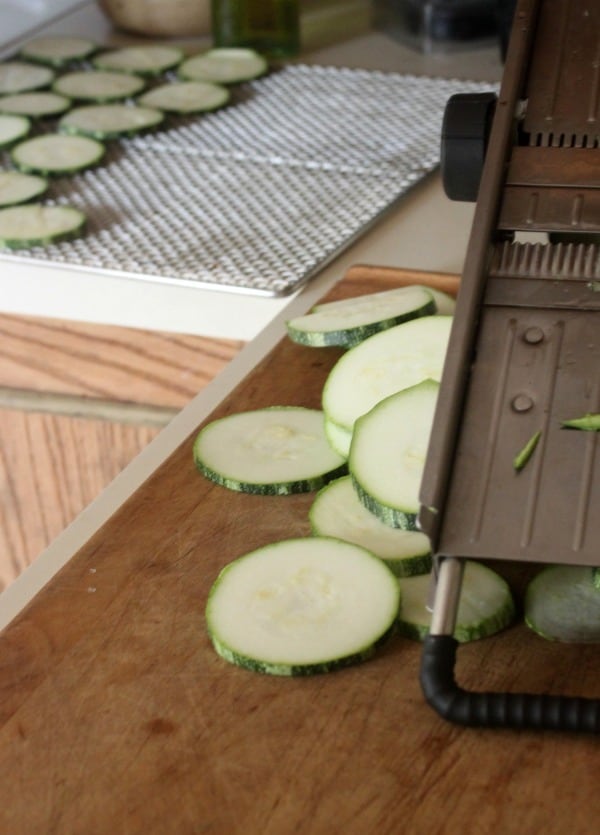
[0,91,71,118]
[60,103,164,139]
[53,70,145,102]
[396,561,516,642]
[193,406,347,494]
[0,62,55,95]
[179,48,267,84]
[93,45,184,76]
[287,284,436,348]
[349,379,439,529]
[309,476,432,577]
[138,80,230,114]
[206,537,401,675]
[0,203,85,249]
[19,35,97,67]
[0,113,30,148]
[525,565,600,643]
[12,133,105,175]
[0,170,48,207]
[322,315,452,432]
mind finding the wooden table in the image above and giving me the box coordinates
[0,267,598,834]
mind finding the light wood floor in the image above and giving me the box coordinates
[0,313,243,593]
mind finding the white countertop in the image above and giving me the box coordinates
[0,2,503,625]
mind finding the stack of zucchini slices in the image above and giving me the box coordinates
[0,36,268,249]
[196,286,522,676]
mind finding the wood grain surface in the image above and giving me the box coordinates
[0,267,598,835]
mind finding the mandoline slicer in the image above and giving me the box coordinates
[418,0,600,733]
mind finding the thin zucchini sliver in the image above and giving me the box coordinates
[138,81,229,114]
[179,48,267,84]
[60,104,164,139]
[193,407,347,494]
[525,565,600,642]
[0,171,48,207]
[0,62,55,95]
[0,91,71,118]
[397,561,516,643]
[309,476,431,578]
[20,36,96,66]
[54,71,145,102]
[0,114,30,148]
[12,134,105,175]
[206,537,400,675]
[93,45,184,75]
[0,204,85,249]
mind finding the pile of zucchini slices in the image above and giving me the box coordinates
[0,36,268,249]
[197,284,600,676]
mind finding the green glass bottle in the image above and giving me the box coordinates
[211,0,300,58]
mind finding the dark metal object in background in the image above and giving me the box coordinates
[419,0,600,732]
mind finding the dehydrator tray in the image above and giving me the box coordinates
[0,64,490,296]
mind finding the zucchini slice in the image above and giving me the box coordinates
[206,537,400,675]
[286,284,435,348]
[0,170,48,207]
[349,379,439,529]
[0,113,30,148]
[138,80,230,114]
[179,48,267,84]
[322,315,452,432]
[12,133,105,175]
[53,70,145,102]
[93,45,184,76]
[0,91,71,118]
[525,565,600,643]
[60,103,164,139]
[0,62,55,95]
[309,476,431,577]
[194,407,347,494]
[19,35,97,67]
[0,204,85,249]
[397,561,516,642]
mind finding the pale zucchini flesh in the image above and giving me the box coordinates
[12,133,105,175]
[0,113,30,148]
[0,170,48,207]
[0,204,85,248]
[53,70,145,102]
[59,103,164,139]
[286,285,436,347]
[349,379,439,529]
[525,565,600,643]
[194,407,347,494]
[206,537,400,675]
[0,62,55,95]
[93,45,184,75]
[20,36,97,66]
[322,315,452,432]
[324,416,352,459]
[0,91,71,118]
[179,48,267,84]
[138,81,230,114]
[397,561,516,642]
[309,476,431,577]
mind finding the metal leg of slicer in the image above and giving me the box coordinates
[428,557,464,637]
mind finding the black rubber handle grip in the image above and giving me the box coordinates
[420,634,600,733]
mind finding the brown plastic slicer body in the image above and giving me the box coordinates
[418,0,600,732]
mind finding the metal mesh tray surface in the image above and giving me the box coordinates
[0,64,490,297]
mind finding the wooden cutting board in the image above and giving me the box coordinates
[0,266,598,835]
